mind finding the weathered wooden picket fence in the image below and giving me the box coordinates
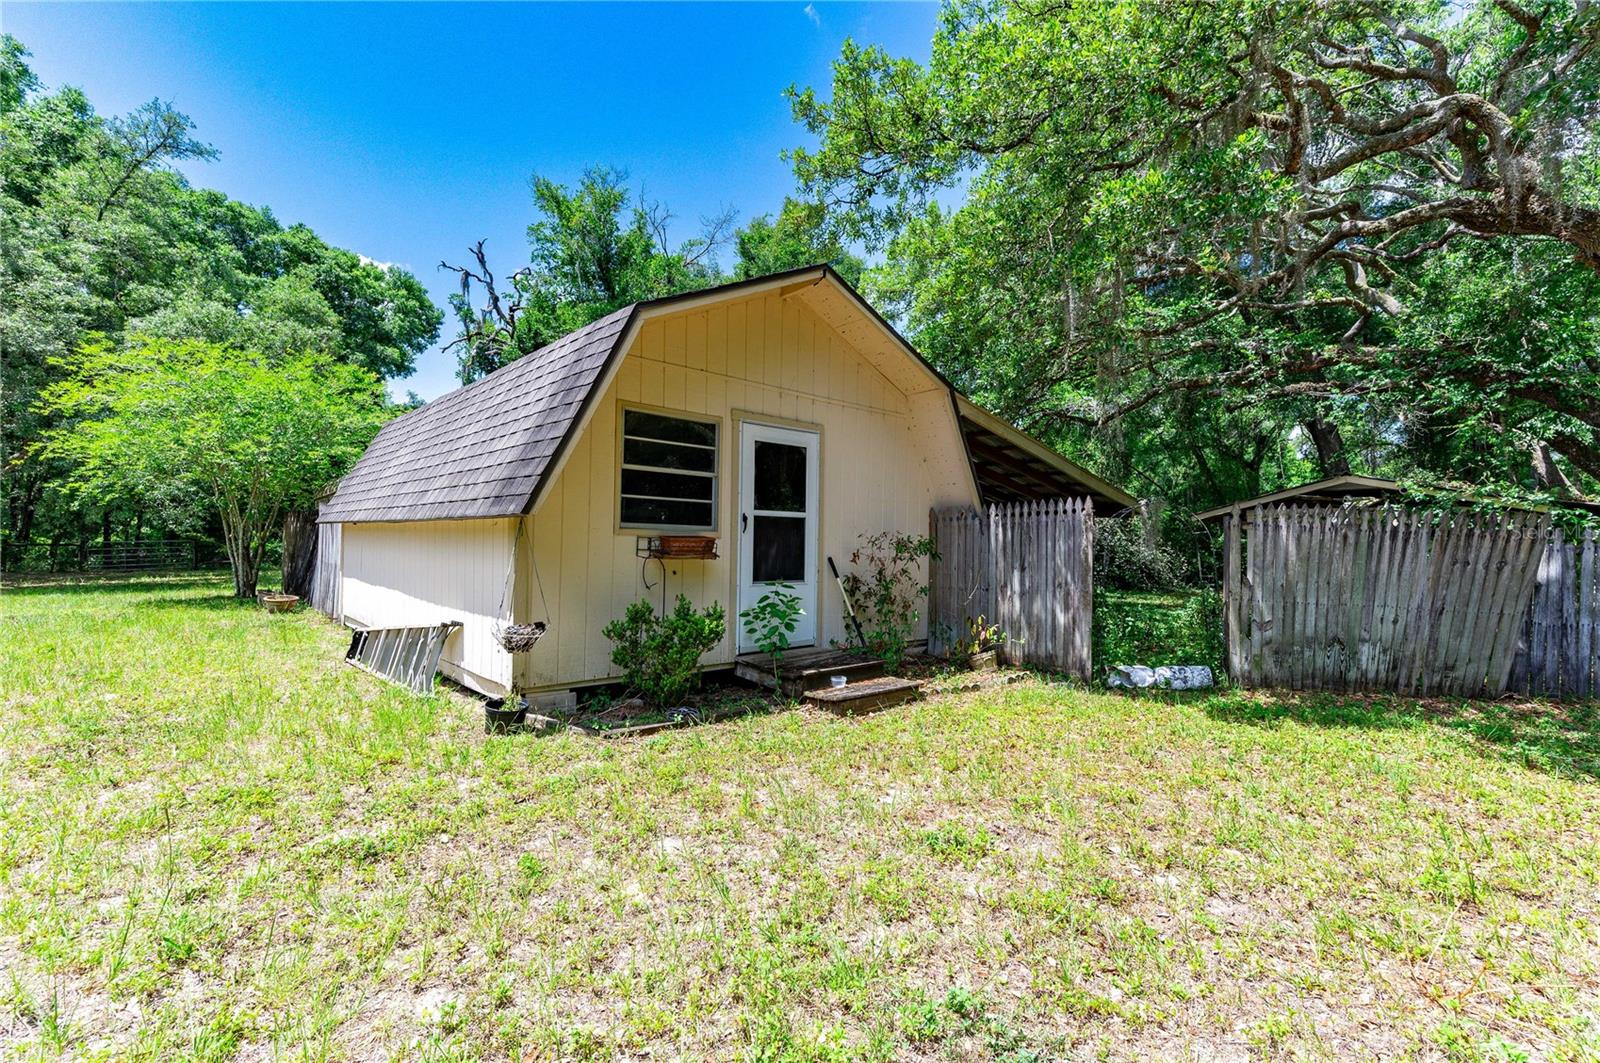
[1221,504,1590,698]
[1511,527,1599,698]
[927,498,1094,678]
[307,521,342,618]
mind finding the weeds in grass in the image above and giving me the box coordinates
[1,576,1597,1059]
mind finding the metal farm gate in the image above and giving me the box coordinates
[928,499,1094,678]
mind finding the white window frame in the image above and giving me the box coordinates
[618,406,720,532]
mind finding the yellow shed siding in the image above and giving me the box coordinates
[513,289,975,691]
[340,517,517,695]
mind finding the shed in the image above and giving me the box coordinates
[319,265,1134,697]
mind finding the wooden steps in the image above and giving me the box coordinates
[734,647,884,698]
[802,675,921,715]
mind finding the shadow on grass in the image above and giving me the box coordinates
[2,572,230,596]
[1203,689,1600,783]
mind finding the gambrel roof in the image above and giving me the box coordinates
[318,305,631,523]
[320,266,1135,524]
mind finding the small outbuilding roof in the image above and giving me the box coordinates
[320,266,1134,524]
[1194,475,1402,522]
[1195,473,1600,522]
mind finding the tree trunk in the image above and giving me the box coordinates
[1305,414,1351,477]
[221,512,260,598]
[281,509,318,598]
[1531,440,1579,497]
[6,473,40,569]
[231,550,259,599]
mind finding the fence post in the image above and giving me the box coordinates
[1223,509,1244,684]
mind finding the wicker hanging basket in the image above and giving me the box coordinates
[494,621,547,653]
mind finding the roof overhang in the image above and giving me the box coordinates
[1197,473,1600,521]
[954,396,1137,515]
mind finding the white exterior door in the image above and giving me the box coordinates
[737,422,820,651]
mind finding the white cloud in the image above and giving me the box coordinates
[359,254,398,271]
[802,3,820,27]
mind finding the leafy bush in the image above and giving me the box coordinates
[1093,516,1188,591]
[840,531,936,674]
[601,595,726,706]
[739,583,804,675]
[1092,588,1225,679]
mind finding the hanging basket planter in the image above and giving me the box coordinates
[495,621,547,653]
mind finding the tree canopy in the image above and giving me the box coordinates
[1,36,441,566]
[791,0,1600,515]
[443,169,865,383]
[39,337,389,596]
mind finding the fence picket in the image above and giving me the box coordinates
[927,499,1093,679]
[1226,504,1571,698]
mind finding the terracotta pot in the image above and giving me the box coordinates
[261,593,299,614]
[960,649,999,672]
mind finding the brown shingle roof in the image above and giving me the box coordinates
[318,305,633,523]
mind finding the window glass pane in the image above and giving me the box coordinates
[620,409,718,528]
[621,497,713,528]
[623,437,716,473]
[752,515,806,582]
[753,441,806,513]
[621,468,714,502]
[624,410,715,448]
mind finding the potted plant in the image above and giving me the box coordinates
[260,591,299,614]
[952,615,1007,671]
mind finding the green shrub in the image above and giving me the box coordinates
[840,531,936,674]
[1093,516,1188,591]
[739,582,804,677]
[1092,588,1224,679]
[601,595,726,706]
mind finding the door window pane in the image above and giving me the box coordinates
[752,515,806,582]
[753,441,806,513]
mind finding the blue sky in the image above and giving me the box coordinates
[6,1,938,400]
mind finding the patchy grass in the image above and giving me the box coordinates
[2,575,1599,1060]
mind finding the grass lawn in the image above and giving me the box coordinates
[3,576,1599,1061]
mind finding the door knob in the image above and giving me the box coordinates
[741,513,749,533]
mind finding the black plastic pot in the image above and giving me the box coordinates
[484,700,526,734]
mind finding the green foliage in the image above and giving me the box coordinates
[792,1,1600,512]
[0,36,440,568]
[1093,517,1188,592]
[840,531,937,674]
[1092,589,1225,679]
[601,595,727,707]
[950,614,1007,658]
[732,198,864,287]
[446,166,730,382]
[37,335,389,596]
[739,582,805,677]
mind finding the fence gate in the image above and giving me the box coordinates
[928,498,1094,678]
[1223,504,1556,698]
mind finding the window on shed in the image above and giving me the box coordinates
[619,409,718,530]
